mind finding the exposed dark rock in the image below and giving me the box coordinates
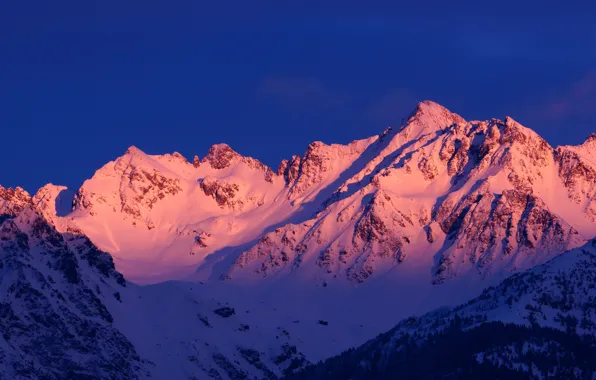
[214,307,235,318]
[212,353,247,380]
[203,144,241,169]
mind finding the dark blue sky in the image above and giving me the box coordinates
[1,1,595,193]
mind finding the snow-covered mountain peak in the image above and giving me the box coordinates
[413,99,452,115]
[503,115,517,125]
[192,154,201,167]
[32,183,74,226]
[401,100,466,140]
[35,183,67,196]
[124,145,145,156]
[158,151,190,165]
[502,115,551,147]
[110,146,194,175]
[0,185,33,215]
[579,132,596,156]
[585,132,596,143]
[0,185,31,200]
[203,143,242,169]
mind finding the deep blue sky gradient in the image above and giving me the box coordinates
[1,1,595,192]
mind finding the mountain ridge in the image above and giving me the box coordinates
[25,100,596,286]
[1,100,596,379]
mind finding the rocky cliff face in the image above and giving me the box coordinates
[433,186,581,283]
[555,135,596,222]
[280,140,371,200]
[0,186,32,215]
[0,186,143,379]
[73,146,185,229]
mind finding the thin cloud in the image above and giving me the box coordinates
[257,76,348,110]
[258,77,419,128]
[368,89,418,126]
[532,69,596,120]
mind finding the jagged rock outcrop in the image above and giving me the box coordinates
[203,143,241,169]
[0,187,143,379]
[200,177,242,209]
[278,155,301,185]
[117,167,181,226]
[0,186,32,215]
[193,231,211,248]
[288,142,330,196]
[32,183,75,228]
[433,186,581,283]
[555,136,596,221]
[279,140,372,200]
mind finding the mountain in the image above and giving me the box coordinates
[3,100,595,379]
[39,101,596,287]
[290,239,596,379]
[230,102,593,285]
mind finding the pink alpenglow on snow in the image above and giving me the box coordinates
[6,101,594,379]
[35,101,596,287]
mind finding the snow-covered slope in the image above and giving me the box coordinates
[293,239,596,379]
[4,180,595,379]
[39,101,596,287]
[50,137,375,283]
[67,144,286,283]
[0,186,310,379]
